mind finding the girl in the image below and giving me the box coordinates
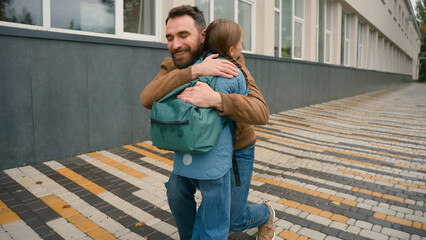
[166,18,248,240]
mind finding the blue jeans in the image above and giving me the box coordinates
[165,170,231,240]
[166,145,270,238]
[230,144,270,231]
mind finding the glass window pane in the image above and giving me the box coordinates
[294,21,303,58]
[214,0,233,20]
[275,0,280,8]
[275,11,279,57]
[295,0,304,19]
[345,41,349,65]
[340,11,345,65]
[325,33,331,62]
[281,0,292,58]
[51,0,115,34]
[0,0,42,26]
[326,0,332,31]
[238,0,251,51]
[345,13,350,38]
[318,0,325,62]
[124,0,155,35]
[195,0,210,23]
[357,22,363,66]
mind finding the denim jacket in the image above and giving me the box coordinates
[173,57,247,180]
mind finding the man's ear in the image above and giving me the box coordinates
[200,29,206,43]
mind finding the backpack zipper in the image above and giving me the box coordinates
[151,119,190,125]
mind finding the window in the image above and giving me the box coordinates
[0,0,161,41]
[368,30,373,69]
[274,0,304,59]
[274,1,281,57]
[377,36,382,71]
[195,0,255,52]
[282,0,292,58]
[357,22,364,67]
[124,0,156,35]
[51,0,115,34]
[341,10,350,66]
[317,0,332,63]
[238,1,252,51]
[0,0,42,26]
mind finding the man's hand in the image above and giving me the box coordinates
[177,81,224,111]
[191,53,239,79]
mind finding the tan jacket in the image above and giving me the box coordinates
[140,55,269,151]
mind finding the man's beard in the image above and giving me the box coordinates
[171,45,203,69]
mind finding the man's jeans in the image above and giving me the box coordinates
[165,145,270,239]
[165,170,231,240]
[229,144,270,231]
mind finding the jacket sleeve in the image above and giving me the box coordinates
[140,58,193,110]
[218,54,270,125]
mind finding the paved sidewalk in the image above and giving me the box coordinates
[0,83,425,240]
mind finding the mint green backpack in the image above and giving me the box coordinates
[150,75,224,154]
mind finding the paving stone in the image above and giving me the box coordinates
[298,227,326,240]
[306,214,332,226]
[372,224,382,233]
[355,220,373,230]
[329,222,348,231]
[7,224,41,240]
[381,227,410,239]
[51,222,85,239]
[359,229,389,240]
[347,225,361,235]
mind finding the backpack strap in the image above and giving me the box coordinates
[230,121,241,187]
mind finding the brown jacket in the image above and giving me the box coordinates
[140,55,269,151]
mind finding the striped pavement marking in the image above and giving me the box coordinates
[1,84,425,240]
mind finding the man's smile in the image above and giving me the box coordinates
[173,47,190,59]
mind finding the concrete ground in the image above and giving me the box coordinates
[0,83,425,240]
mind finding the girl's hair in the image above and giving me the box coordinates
[203,19,248,82]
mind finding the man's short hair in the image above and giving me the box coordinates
[166,5,206,33]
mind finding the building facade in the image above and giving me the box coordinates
[0,0,421,78]
[0,0,417,169]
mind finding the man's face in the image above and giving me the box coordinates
[166,15,203,69]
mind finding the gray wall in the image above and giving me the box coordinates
[0,27,410,170]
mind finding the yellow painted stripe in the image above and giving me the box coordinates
[87,152,147,179]
[136,142,170,154]
[393,163,426,172]
[270,116,399,144]
[278,109,421,141]
[372,143,426,155]
[352,187,404,203]
[254,127,278,134]
[301,106,426,137]
[56,168,107,195]
[277,198,349,223]
[254,174,408,210]
[373,212,423,229]
[333,157,382,168]
[40,195,117,240]
[256,132,386,162]
[294,108,407,132]
[123,145,173,166]
[0,200,20,225]
[338,169,426,190]
[253,176,358,207]
[316,104,426,130]
[264,123,295,132]
[278,229,313,240]
[376,152,413,160]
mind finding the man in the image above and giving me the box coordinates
[140,5,274,240]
